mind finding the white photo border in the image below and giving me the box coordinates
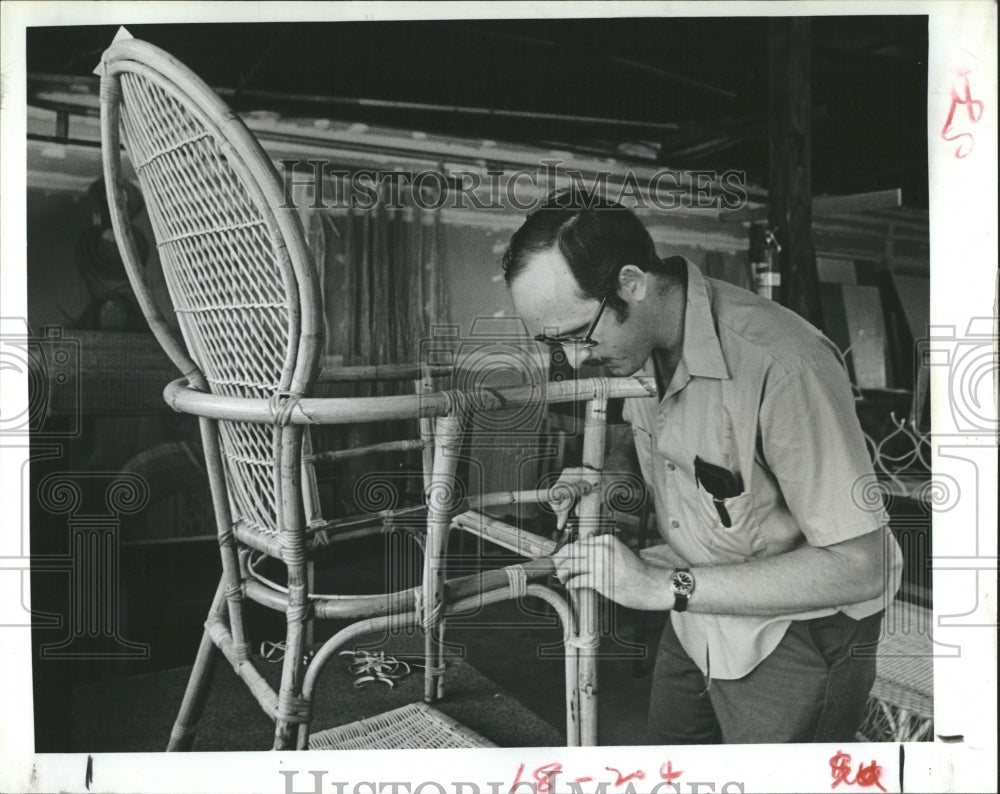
[2,2,996,792]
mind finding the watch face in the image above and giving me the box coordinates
[671,570,695,595]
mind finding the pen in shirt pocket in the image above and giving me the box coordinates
[693,456,743,528]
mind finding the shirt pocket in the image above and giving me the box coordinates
[692,479,768,561]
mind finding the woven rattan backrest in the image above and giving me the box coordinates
[100,38,322,537]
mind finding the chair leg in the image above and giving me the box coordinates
[167,579,227,751]
[272,632,308,749]
[305,560,315,651]
[167,621,220,751]
[273,580,310,750]
[422,413,465,703]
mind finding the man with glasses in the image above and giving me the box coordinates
[501,189,901,744]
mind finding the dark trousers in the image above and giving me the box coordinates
[646,611,882,744]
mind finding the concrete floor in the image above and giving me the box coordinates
[447,597,666,746]
[51,532,665,750]
[311,531,667,746]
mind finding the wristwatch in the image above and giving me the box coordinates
[669,568,695,612]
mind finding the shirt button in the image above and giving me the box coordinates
[666,462,676,471]
[670,519,680,529]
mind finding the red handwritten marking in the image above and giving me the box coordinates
[659,761,684,783]
[510,763,525,792]
[605,767,646,787]
[532,763,562,794]
[941,69,984,158]
[830,750,887,792]
[512,760,684,790]
[855,761,887,791]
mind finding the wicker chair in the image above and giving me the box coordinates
[98,34,656,750]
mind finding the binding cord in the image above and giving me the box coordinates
[268,391,302,426]
[505,565,528,599]
[565,635,601,650]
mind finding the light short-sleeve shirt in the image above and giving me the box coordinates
[622,260,902,679]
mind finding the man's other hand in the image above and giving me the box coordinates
[553,533,673,611]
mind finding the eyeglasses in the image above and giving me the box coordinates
[534,296,608,351]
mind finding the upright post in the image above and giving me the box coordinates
[423,411,465,702]
[573,394,609,746]
[768,17,824,330]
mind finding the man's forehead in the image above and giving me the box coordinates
[510,247,594,334]
[518,246,572,284]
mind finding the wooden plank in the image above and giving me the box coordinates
[841,285,888,389]
[813,189,902,217]
[721,189,901,224]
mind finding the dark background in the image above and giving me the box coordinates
[24,14,932,752]
[27,16,929,205]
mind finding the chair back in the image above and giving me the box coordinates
[99,36,323,540]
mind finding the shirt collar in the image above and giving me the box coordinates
[679,260,730,381]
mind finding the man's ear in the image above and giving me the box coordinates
[618,265,648,302]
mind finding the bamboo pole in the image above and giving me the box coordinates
[106,47,323,398]
[166,580,225,751]
[244,556,556,619]
[273,425,310,750]
[300,430,319,650]
[198,417,251,661]
[99,70,207,392]
[230,501,421,559]
[300,425,324,669]
[422,412,465,702]
[300,429,323,524]
[296,580,575,749]
[451,510,555,558]
[466,482,596,511]
[417,369,436,494]
[574,396,609,746]
[308,437,425,463]
[205,617,279,720]
[163,375,657,425]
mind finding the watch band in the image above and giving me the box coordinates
[670,567,695,613]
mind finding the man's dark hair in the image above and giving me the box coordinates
[501,187,684,320]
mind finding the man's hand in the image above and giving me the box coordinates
[553,533,674,611]
[547,466,646,530]
[547,466,603,530]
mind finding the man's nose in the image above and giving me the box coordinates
[562,345,592,370]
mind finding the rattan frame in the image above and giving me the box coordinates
[99,36,658,750]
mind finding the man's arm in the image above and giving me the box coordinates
[640,542,690,569]
[555,351,896,615]
[554,525,889,615]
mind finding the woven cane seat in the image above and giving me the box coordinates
[870,631,933,715]
[858,598,934,742]
[308,703,496,750]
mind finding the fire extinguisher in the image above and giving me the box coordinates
[748,223,782,301]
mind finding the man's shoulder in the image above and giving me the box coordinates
[705,276,841,378]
